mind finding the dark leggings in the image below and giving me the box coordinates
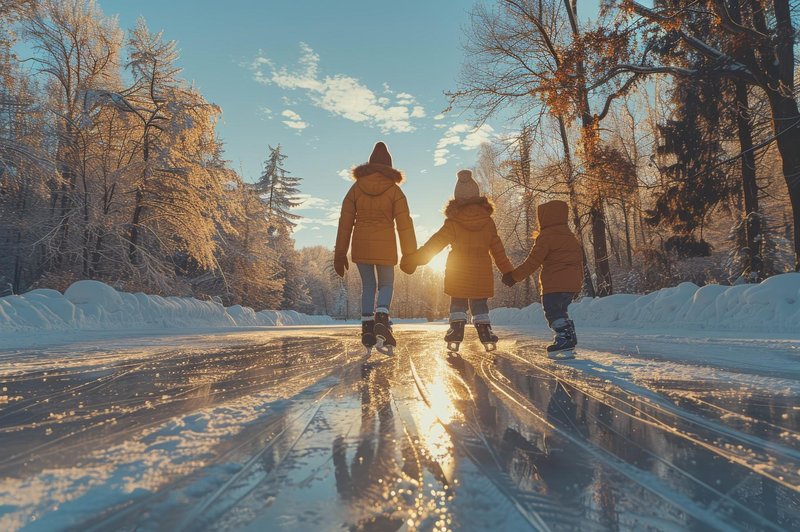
[542,292,576,329]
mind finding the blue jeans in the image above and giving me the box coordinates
[450,297,490,324]
[357,263,394,316]
[542,292,576,329]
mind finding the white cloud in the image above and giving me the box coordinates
[294,193,329,210]
[434,124,496,166]
[250,43,426,133]
[258,106,273,119]
[291,194,340,233]
[434,113,446,121]
[338,168,352,181]
[420,169,428,174]
[281,109,308,130]
[396,92,415,105]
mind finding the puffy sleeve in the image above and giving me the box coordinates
[393,187,417,257]
[334,186,356,259]
[488,220,513,274]
[413,222,454,265]
[512,234,549,282]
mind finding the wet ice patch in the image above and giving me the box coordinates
[0,389,289,531]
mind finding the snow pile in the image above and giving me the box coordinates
[491,272,800,333]
[0,280,334,334]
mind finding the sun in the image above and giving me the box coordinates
[426,253,448,274]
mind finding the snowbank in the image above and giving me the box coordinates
[0,280,334,335]
[490,272,800,334]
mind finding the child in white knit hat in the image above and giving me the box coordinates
[402,170,512,351]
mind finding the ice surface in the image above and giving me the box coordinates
[1,327,797,531]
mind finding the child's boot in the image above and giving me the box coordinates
[445,313,467,352]
[361,318,376,355]
[475,323,499,352]
[567,319,577,344]
[373,309,396,356]
[547,318,576,360]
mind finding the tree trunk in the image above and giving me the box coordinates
[591,199,613,296]
[606,208,621,266]
[91,230,104,277]
[767,91,800,271]
[129,189,144,265]
[733,80,763,278]
[558,115,596,297]
[129,138,150,265]
[621,197,633,266]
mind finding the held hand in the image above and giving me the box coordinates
[502,271,517,287]
[334,255,349,278]
[400,254,417,275]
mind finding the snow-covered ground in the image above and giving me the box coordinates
[0,280,336,332]
[0,281,434,351]
[491,272,800,334]
[490,273,800,378]
[0,280,335,350]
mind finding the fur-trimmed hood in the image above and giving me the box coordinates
[352,163,404,183]
[351,163,404,197]
[444,196,494,231]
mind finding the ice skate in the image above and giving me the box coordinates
[361,319,376,356]
[373,311,396,356]
[475,323,498,352]
[546,321,576,360]
[445,319,466,352]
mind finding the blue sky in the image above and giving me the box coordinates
[102,0,597,249]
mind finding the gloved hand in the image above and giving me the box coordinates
[502,271,517,287]
[334,255,349,278]
[400,254,417,275]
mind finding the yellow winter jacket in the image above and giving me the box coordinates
[335,163,417,266]
[412,197,512,298]
[512,200,583,294]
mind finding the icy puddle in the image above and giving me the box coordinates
[0,326,798,531]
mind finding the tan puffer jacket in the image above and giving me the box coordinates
[412,197,512,298]
[335,163,416,266]
[511,200,583,294]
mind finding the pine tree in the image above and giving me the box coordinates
[256,145,301,237]
[254,144,309,310]
[646,77,733,244]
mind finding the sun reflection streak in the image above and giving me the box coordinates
[406,349,466,531]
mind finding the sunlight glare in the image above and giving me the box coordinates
[426,253,448,274]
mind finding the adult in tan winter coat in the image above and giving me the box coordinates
[502,199,584,358]
[403,170,511,348]
[334,141,416,353]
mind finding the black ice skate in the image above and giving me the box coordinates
[373,311,396,356]
[547,322,576,360]
[361,319,376,356]
[475,323,498,352]
[444,319,466,352]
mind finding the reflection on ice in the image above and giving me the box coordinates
[2,328,798,531]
